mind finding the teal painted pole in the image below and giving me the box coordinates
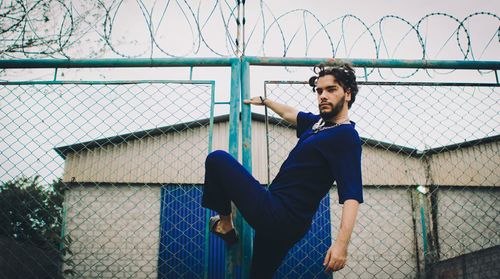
[205,80,216,279]
[60,200,67,251]
[53,68,58,81]
[418,192,428,272]
[0,80,217,85]
[240,59,253,279]
[0,57,238,68]
[208,81,216,154]
[243,56,500,70]
[227,59,242,279]
[60,199,66,274]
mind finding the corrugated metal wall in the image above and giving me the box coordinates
[251,121,428,186]
[63,122,425,188]
[429,141,500,186]
[157,185,334,278]
[362,148,426,186]
[63,122,230,184]
[158,185,226,279]
[60,119,493,187]
[275,194,332,278]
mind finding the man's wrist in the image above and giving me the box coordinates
[259,96,267,106]
[334,239,349,250]
[334,236,350,246]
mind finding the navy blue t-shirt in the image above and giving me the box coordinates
[268,112,363,224]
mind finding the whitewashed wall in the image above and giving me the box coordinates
[329,187,418,278]
[435,187,500,260]
[64,186,161,278]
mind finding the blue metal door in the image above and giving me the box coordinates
[158,185,226,279]
[275,194,332,278]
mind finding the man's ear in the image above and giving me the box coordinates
[345,90,352,103]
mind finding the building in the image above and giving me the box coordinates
[54,113,499,278]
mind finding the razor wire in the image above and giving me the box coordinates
[1,0,499,64]
[261,80,499,278]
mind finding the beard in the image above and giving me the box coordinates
[319,95,345,121]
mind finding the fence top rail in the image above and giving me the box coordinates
[243,56,500,70]
[0,80,216,86]
[0,57,239,69]
[264,80,500,87]
[0,57,499,70]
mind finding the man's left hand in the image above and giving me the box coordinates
[323,240,348,273]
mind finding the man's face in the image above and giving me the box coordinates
[315,75,351,120]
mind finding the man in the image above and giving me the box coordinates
[202,63,363,278]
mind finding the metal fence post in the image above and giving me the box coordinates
[240,58,253,279]
[227,59,242,279]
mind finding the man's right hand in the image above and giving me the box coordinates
[323,240,348,273]
[243,96,266,106]
[243,96,298,125]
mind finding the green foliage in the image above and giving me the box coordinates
[0,175,74,273]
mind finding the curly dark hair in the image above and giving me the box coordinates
[308,63,359,109]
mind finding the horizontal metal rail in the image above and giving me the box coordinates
[1,57,499,70]
[264,80,500,87]
[0,58,239,68]
[244,56,500,70]
[0,80,216,85]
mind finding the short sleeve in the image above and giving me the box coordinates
[296,112,320,138]
[317,129,364,204]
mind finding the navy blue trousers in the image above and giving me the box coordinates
[202,150,308,278]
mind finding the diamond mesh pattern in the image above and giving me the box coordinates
[1,81,213,278]
[0,76,498,278]
[263,81,499,278]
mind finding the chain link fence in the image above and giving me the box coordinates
[1,69,499,278]
[0,80,221,278]
[262,80,499,278]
